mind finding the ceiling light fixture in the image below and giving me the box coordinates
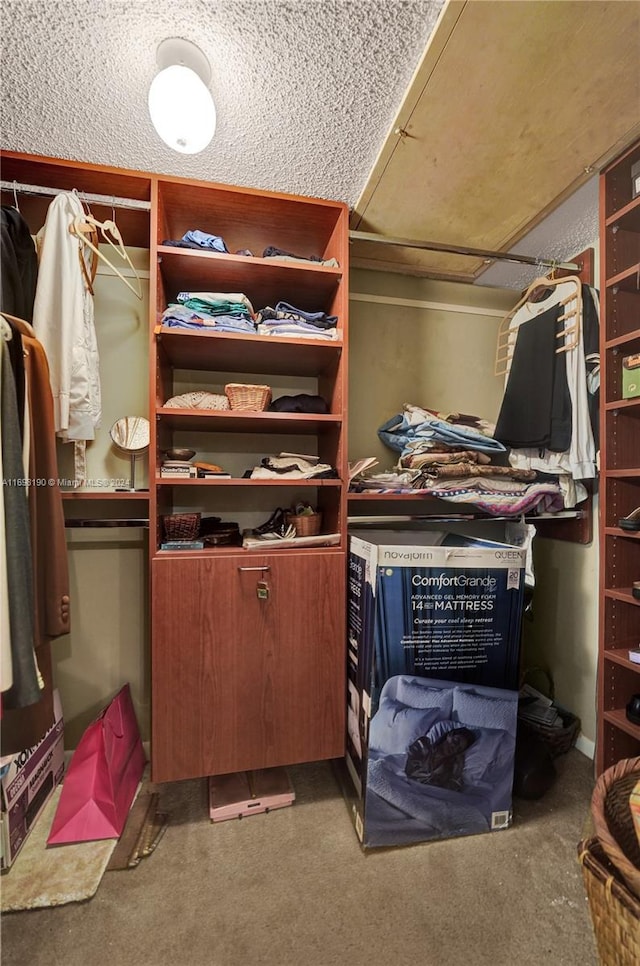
[148,38,216,155]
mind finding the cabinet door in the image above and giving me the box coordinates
[151,551,345,782]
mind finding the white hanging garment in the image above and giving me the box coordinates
[32,191,101,482]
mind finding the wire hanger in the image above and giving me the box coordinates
[69,212,143,300]
[12,181,20,211]
[71,191,100,295]
[495,273,582,376]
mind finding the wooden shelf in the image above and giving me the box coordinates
[604,327,640,351]
[156,407,342,435]
[604,649,640,671]
[606,262,640,292]
[604,469,640,479]
[604,588,640,606]
[154,543,344,559]
[604,398,640,414]
[157,246,341,309]
[156,327,342,376]
[603,708,640,741]
[155,477,342,487]
[604,527,640,539]
[606,195,640,232]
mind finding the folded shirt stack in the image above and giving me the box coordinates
[162,230,229,253]
[262,245,339,268]
[161,291,257,334]
[256,301,339,340]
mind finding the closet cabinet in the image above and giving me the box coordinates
[597,139,640,775]
[150,176,350,782]
[152,552,345,781]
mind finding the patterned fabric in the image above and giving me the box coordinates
[349,476,566,516]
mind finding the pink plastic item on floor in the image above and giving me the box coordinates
[47,684,146,846]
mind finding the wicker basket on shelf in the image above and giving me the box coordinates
[579,836,640,965]
[162,512,201,541]
[224,383,272,411]
[285,510,322,537]
[591,757,640,897]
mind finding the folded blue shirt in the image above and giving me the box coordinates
[182,230,228,253]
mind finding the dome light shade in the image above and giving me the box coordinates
[148,39,216,155]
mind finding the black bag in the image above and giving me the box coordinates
[405,727,476,791]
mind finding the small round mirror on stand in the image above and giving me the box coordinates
[109,416,150,491]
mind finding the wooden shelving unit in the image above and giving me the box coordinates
[150,175,350,782]
[597,139,640,775]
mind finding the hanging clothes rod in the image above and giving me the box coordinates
[348,230,580,272]
[0,180,151,212]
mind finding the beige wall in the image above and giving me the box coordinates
[53,248,150,747]
[349,266,599,754]
[523,515,598,749]
[348,269,516,464]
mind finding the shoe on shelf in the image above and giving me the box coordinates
[619,507,640,531]
[250,508,296,540]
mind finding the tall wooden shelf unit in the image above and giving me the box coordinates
[150,178,349,782]
[597,139,640,775]
[1,152,349,785]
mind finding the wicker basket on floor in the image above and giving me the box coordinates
[591,757,640,896]
[518,706,581,758]
[518,666,581,757]
[579,836,640,965]
[224,383,271,411]
[285,510,322,537]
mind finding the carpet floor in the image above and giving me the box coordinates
[1,748,597,966]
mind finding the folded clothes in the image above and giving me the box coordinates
[256,323,338,340]
[379,408,506,457]
[263,245,323,261]
[421,463,536,481]
[177,291,256,317]
[262,245,339,268]
[161,303,257,333]
[399,450,491,469]
[162,239,208,251]
[182,230,228,252]
[257,301,337,329]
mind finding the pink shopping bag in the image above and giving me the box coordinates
[47,684,146,845]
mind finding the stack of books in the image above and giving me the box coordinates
[195,462,231,479]
[160,459,197,479]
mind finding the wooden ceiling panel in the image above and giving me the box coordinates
[351,0,640,279]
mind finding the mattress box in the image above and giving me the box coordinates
[340,530,525,849]
[1,690,64,871]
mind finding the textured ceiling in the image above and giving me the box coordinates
[0,0,444,206]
